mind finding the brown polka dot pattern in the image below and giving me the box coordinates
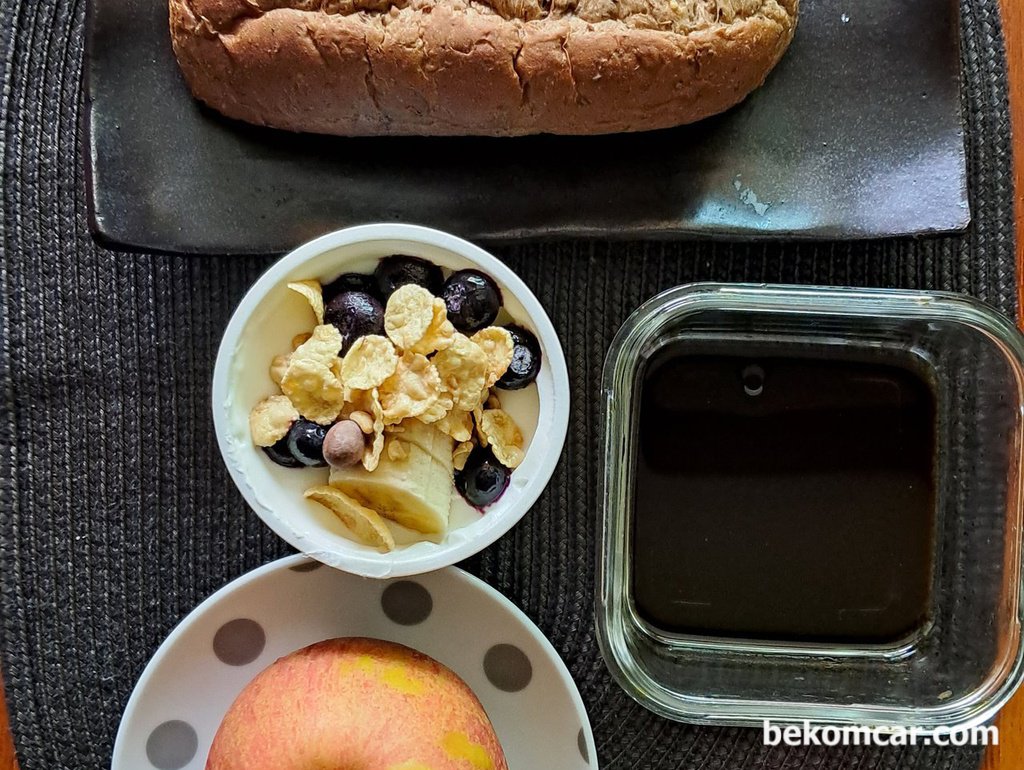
[213,618,265,666]
[146,720,197,769]
[288,560,323,573]
[381,580,433,626]
[483,643,533,692]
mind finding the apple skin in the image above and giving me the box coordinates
[206,637,508,770]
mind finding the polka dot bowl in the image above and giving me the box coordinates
[212,224,570,578]
[112,555,596,769]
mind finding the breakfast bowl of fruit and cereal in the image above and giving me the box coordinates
[213,225,569,577]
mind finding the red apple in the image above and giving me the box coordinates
[206,637,508,770]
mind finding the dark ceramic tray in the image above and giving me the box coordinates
[85,0,969,255]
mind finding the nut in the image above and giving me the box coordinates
[323,420,365,469]
[349,410,374,434]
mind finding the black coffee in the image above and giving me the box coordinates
[631,346,936,644]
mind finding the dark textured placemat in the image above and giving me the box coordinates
[0,0,1016,768]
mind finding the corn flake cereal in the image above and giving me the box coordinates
[343,386,369,410]
[379,352,441,424]
[269,353,290,385]
[418,390,454,424]
[249,395,299,447]
[295,325,341,360]
[471,327,514,387]
[362,388,386,472]
[410,299,456,355]
[384,284,434,350]
[479,408,525,468]
[341,335,398,390]
[473,405,487,446]
[287,280,325,325]
[304,485,395,551]
[434,408,474,443]
[281,325,346,424]
[453,441,474,471]
[292,332,312,350]
[433,333,489,411]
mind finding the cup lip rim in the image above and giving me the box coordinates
[212,224,570,578]
[596,282,1024,730]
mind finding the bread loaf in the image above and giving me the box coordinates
[169,0,798,136]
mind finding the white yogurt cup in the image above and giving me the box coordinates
[213,224,570,578]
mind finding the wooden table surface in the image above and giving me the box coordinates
[0,2,1021,767]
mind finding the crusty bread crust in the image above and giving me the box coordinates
[169,0,798,136]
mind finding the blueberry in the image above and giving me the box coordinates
[455,446,511,509]
[323,272,380,303]
[375,255,444,297]
[441,270,502,334]
[286,419,330,467]
[324,290,384,355]
[496,325,542,390]
[263,435,302,468]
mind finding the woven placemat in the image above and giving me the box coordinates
[0,0,1016,768]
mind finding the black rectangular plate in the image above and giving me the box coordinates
[85,0,969,255]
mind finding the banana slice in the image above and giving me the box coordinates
[330,419,454,535]
[304,486,396,551]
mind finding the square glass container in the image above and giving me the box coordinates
[598,284,1024,731]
